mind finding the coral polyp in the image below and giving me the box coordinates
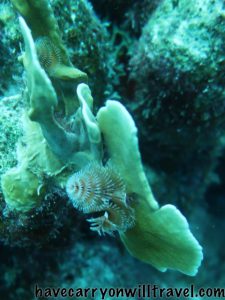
[66,162,135,235]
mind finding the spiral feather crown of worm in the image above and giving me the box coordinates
[35,36,61,71]
[66,162,135,235]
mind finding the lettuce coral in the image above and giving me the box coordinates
[97,100,203,276]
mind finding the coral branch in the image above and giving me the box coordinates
[19,17,84,161]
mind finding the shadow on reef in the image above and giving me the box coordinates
[205,155,225,219]
[0,189,88,247]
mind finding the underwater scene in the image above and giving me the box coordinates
[0,0,225,299]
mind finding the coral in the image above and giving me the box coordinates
[129,0,225,208]
[2,0,225,297]
[1,115,63,212]
[0,0,203,277]
[51,0,115,103]
[97,100,203,276]
[1,16,100,212]
[11,0,71,63]
[19,17,85,160]
[11,0,88,116]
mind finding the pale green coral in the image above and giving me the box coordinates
[11,0,74,66]
[11,0,88,115]
[2,165,43,212]
[1,115,65,212]
[0,3,203,276]
[1,17,99,212]
[97,100,203,276]
[77,83,102,162]
[19,16,83,161]
[97,100,158,211]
